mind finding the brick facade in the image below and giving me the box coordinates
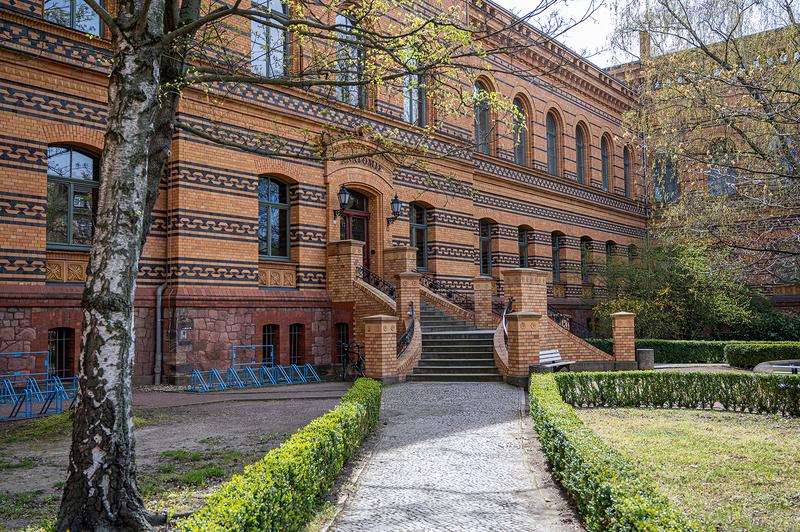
[0,0,646,382]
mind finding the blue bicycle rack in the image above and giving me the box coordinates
[186,344,321,392]
[1,351,78,420]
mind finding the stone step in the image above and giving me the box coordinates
[421,351,493,359]
[418,357,495,364]
[413,365,497,375]
[422,337,494,345]
[406,373,503,382]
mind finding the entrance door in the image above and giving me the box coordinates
[339,191,370,269]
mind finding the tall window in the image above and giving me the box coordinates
[623,146,632,197]
[262,324,279,363]
[47,146,99,248]
[601,136,611,191]
[289,323,304,365]
[474,81,491,155]
[409,203,428,270]
[518,227,530,267]
[606,241,617,266]
[546,111,560,175]
[512,98,528,166]
[708,139,737,196]
[653,155,679,203]
[580,237,591,283]
[44,0,101,35]
[335,322,350,364]
[575,125,587,184]
[48,327,74,378]
[258,176,290,258]
[336,14,364,107]
[479,219,493,275]
[403,53,426,126]
[551,232,563,283]
[251,0,289,78]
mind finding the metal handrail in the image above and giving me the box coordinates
[418,272,475,311]
[357,265,396,300]
[397,301,415,358]
[502,297,514,346]
[547,306,593,339]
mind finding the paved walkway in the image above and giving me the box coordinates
[332,382,581,531]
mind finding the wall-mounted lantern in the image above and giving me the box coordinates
[333,186,352,221]
[386,195,402,226]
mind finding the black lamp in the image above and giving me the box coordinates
[333,186,351,221]
[386,194,402,226]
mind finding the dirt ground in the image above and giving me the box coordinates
[0,383,349,531]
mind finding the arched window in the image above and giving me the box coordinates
[580,237,591,283]
[606,240,617,266]
[708,139,737,196]
[474,81,491,155]
[336,13,365,107]
[546,111,560,176]
[575,125,587,184]
[45,0,101,35]
[251,0,290,77]
[601,136,611,191]
[623,146,632,197]
[518,226,531,267]
[47,145,99,248]
[653,154,679,203]
[258,176,290,258]
[551,232,563,283]
[512,98,528,166]
[48,327,74,378]
[262,324,279,363]
[409,203,428,270]
[403,52,426,126]
[479,219,494,275]
[289,323,304,365]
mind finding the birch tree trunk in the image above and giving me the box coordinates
[56,3,165,529]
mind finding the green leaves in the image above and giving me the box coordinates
[725,343,800,369]
[178,378,382,531]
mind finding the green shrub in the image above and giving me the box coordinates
[529,374,704,531]
[555,371,800,417]
[725,343,800,369]
[178,378,382,531]
[585,339,800,364]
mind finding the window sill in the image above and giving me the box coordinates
[47,244,90,253]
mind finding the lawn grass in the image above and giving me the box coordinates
[577,408,800,531]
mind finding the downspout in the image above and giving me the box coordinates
[154,281,167,385]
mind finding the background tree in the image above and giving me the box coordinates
[610,0,800,285]
[52,0,601,529]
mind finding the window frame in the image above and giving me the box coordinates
[262,324,279,363]
[289,323,304,365]
[652,154,679,203]
[479,219,493,276]
[46,145,100,251]
[575,125,586,184]
[250,0,291,78]
[546,112,560,176]
[600,136,611,191]
[409,203,428,271]
[43,0,103,36]
[518,227,530,268]
[551,232,562,283]
[258,176,291,260]
[580,237,591,284]
[623,146,632,197]
[403,54,427,127]
[512,98,528,166]
[474,81,491,155]
[335,13,366,108]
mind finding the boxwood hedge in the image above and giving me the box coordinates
[586,339,800,364]
[179,378,382,531]
[554,371,800,416]
[529,374,704,531]
[724,342,800,369]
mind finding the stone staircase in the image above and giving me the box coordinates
[407,301,501,382]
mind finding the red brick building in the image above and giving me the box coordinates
[0,0,646,382]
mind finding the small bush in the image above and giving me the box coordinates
[529,374,703,531]
[555,371,800,417]
[178,378,382,531]
[725,343,800,369]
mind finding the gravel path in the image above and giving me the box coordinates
[332,382,581,531]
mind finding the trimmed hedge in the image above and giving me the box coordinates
[725,342,800,369]
[586,339,800,365]
[179,378,382,531]
[529,374,703,531]
[555,371,800,417]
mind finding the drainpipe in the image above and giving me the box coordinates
[154,281,168,385]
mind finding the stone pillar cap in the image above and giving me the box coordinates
[611,311,636,317]
[397,271,421,278]
[363,314,400,322]
[507,311,542,319]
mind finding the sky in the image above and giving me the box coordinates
[495,0,624,68]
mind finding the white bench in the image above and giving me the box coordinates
[538,349,576,372]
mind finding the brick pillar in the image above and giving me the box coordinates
[472,276,494,329]
[363,314,399,383]
[326,240,364,302]
[611,312,636,369]
[383,246,417,281]
[501,268,548,315]
[506,312,541,387]
[396,272,420,328]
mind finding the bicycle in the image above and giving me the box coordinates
[337,341,366,380]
